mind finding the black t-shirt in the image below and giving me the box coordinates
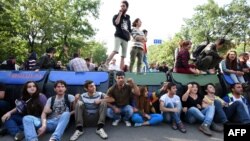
[112,14,132,41]
[182,94,203,109]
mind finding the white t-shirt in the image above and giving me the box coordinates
[160,93,181,108]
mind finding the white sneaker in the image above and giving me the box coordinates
[70,130,84,141]
[112,119,120,126]
[124,120,131,127]
[96,128,108,139]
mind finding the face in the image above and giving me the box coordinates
[27,82,37,95]
[244,54,249,61]
[190,84,198,94]
[233,84,243,95]
[116,75,125,86]
[228,52,236,60]
[54,83,66,95]
[169,86,177,94]
[137,19,142,27]
[87,83,96,93]
[120,2,127,13]
[206,84,215,94]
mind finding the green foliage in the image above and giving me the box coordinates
[0,0,104,65]
[148,35,182,67]
[180,0,250,51]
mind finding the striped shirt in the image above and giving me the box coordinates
[131,28,145,49]
[81,92,105,114]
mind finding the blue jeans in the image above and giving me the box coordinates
[107,105,133,121]
[0,100,10,117]
[132,113,163,125]
[230,74,246,83]
[213,100,228,123]
[185,105,215,126]
[142,54,149,72]
[162,103,182,124]
[23,112,71,141]
[224,101,250,124]
[4,113,24,136]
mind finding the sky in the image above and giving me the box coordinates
[90,0,233,64]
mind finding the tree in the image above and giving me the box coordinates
[0,0,101,64]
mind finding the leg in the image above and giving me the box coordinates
[121,105,133,121]
[98,101,107,125]
[213,100,228,123]
[136,49,143,73]
[120,39,128,70]
[23,115,41,141]
[50,112,71,141]
[105,37,121,65]
[201,105,215,126]
[75,101,85,128]
[230,74,240,83]
[225,101,250,123]
[164,103,181,124]
[4,114,23,136]
[131,113,144,124]
[106,108,121,120]
[197,56,213,71]
[237,76,246,83]
[129,48,136,72]
[148,114,163,125]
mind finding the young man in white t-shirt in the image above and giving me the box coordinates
[159,82,186,133]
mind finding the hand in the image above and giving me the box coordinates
[182,107,187,113]
[127,78,135,87]
[133,107,138,112]
[1,112,11,122]
[113,107,121,114]
[94,99,102,105]
[187,84,192,90]
[172,107,178,113]
[75,94,80,101]
[197,104,201,109]
[37,125,46,136]
[144,114,151,120]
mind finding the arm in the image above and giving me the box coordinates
[37,105,51,136]
[182,84,192,102]
[0,91,5,99]
[113,12,123,26]
[159,100,177,113]
[221,60,236,74]
[1,108,17,122]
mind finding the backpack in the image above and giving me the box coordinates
[192,42,209,60]
[50,94,71,110]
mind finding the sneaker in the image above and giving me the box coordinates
[134,123,142,127]
[70,130,84,141]
[199,124,212,136]
[112,119,121,126]
[211,122,223,132]
[124,120,131,127]
[96,128,108,139]
[14,131,24,141]
[171,122,178,130]
[0,127,7,136]
[177,122,187,133]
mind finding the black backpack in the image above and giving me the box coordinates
[192,42,209,60]
[50,94,71,110]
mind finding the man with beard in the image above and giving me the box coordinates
[105,0,132,70]
[223,83,250,124]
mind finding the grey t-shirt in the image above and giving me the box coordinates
[45,94,75,119]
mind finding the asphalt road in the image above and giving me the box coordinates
[1,120,223,141]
